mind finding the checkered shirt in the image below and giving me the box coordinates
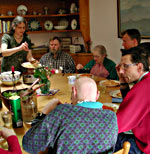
[39,51,75,73]
[23,104,118,154]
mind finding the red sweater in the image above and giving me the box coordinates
[0,135,22,154]
[117,73,150,154]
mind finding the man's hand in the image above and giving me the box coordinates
[42,98,62,114]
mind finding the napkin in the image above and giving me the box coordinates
[36,89,60,96]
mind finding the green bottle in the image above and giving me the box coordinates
[10,98,23,128]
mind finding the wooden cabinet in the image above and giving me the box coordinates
[0,0,90,51]
[70,53,93,66]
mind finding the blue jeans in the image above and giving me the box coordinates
[115,133,145,154]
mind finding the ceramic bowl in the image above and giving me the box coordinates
[0,88,26,110]
[54,25,67,30]
[0,71,21,85]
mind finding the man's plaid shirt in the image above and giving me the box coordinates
[40,50,76,73]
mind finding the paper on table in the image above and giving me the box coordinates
[36,89,60,96]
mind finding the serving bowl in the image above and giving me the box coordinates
[0,71,21,85]
[54,25,67,30]
[0,88,26,110]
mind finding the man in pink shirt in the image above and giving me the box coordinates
[115,46,150,154]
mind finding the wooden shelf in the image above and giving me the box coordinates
[0,0,90,51]
[0,13,79,19]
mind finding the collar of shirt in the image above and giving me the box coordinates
[76,101,103,109]
[137,71,149,83]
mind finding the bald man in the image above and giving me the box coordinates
[23,77,118,154]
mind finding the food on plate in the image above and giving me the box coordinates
[116,91,122,97]
[102,103,119,112]
[22,62,41,69]
[103,105,115,112]
[79,74,92,77]
[102,80,119,86]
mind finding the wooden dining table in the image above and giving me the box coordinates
[0,73,120,154]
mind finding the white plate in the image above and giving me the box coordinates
[58,18,69,27]
[28,19,40,31]
[54,26,67,30]
[103,103,119,112]
[44,20,53,30]
[21,62,41,69]
[109,90,122,98]
[71,19,77,30]
[100,80,120,87]
[17,5,28,15]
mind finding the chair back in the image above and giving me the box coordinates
[113,141,131,154]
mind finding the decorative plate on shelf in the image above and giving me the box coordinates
[44,20,53,30]
[28,18,40,31]
[71,19,77,30]
[58,18,69,28]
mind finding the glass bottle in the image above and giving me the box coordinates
[21,91,37,124]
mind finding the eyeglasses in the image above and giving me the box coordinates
[93,55,100,58]
[118,63,137,70]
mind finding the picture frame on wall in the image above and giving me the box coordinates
[117,0,150,38]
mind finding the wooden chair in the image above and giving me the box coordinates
[113,141,131,154]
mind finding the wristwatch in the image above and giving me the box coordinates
[36,112,46,119]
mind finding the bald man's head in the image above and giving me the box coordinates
[71,77,99,105]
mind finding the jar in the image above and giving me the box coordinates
[21,92,37,124]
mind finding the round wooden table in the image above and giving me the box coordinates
[0,74,120,154]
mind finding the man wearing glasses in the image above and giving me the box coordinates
[115,47,150,154]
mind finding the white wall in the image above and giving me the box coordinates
[89,0,150,63]
[90,0,122,63]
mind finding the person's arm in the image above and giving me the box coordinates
[26,49,38,64]
[1,42,30,57]
[117,82,148,133]
[63,54,76,73]
[23,104,63,154]
[0,127,22,154]
[84,59,95,70]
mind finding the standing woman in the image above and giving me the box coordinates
[1,16,36,73]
